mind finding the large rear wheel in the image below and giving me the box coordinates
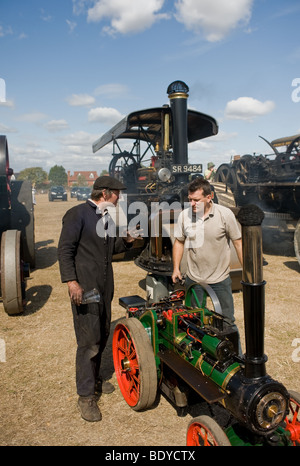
[215,164,237,193]
[113,318,157,411]
[1,230,25,315]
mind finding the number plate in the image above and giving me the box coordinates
[172,164,202,174]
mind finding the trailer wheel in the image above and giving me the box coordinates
[284,390,300,446]
[1,230,25,315]
[186,415,231,446]
[112,317,157,411]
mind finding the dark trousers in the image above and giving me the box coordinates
[185,275,243,356]
[71,303,109,397]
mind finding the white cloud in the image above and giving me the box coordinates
[74,0,252,39]
[40,9,53,22]
[9,130,110,172]
[210,130,238,142]
[271,4,300,19]
[88,107,123,124]
[56,129,112,171]
[87,0,169,35]
[66,19,77,33]
[0,25,13,37]
[44,119,69,132]
[0,99,15,108]
[94,83,129,98]
[17,112,48,123]
[72,0,93,16]
[18,33,28,40]
[66,93,95,107]
[174,0,253,42]
[188,130,237,157]
[0,123,18,133]
[225,97,275,121]
[11,142,52,168]
[0,78,6,103]
[59,130,97,147]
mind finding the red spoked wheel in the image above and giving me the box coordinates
[284,390,300,446]
[186,415,231,446]
[112,318,157,411]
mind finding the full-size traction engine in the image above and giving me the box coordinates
[92,80,242,292]
[215,134,300,265]
[0,135,35,315]
[112,204,300,446]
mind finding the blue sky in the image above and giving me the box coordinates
[1,0,300,175]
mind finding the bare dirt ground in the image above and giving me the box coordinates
[0,194,299,446]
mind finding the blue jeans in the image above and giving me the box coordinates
[185,275,242,356]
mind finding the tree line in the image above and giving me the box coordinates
[17,165,108,190]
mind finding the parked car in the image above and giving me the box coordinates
[48,186,67,201]
[70,187,78,198]
[77,187,91,201]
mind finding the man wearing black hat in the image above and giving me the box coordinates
[58,175,135,422]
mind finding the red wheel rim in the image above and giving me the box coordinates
[285,394,300,445]
[113,324,140,407]
[187,422,218,446]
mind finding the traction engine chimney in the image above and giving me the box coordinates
[167,81,189,184]
[237,205,268,379]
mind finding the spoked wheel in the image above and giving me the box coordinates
[112,317,157,411]
[284,390,300,445]
[109,152,138,180]
[215,164,237,193]
[1,230,25,315]
[186,415,231,446]
[235,154,253,184]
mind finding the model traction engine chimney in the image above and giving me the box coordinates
[167,81,189,185]
[237,204,268,379]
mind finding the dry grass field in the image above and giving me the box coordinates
[0,193,299,446]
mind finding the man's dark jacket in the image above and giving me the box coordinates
[57,200,128,325]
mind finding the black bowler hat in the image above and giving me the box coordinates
[93,175,127,191]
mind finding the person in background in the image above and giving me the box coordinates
[204,162,216,181]
[58,176,136,422]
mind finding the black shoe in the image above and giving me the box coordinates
[95,378,115,395]
[78,396,102,422]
